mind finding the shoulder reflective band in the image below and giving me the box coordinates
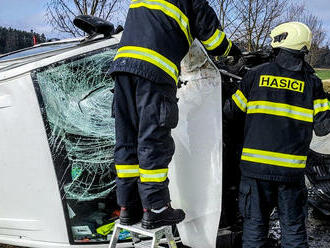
[114,46,179,83]
[115,164,139,178]
[314,98,330,116]
[202,29,226,51]
[247,101,313,123]
[241,148,307,168]
[130,0,193,46]
[232,89,247,112]
[223,39,232,57]
[139,168,168,183]
[259,75,305,93]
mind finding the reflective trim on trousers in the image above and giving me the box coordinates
[139,168,168,183]
[116,164,140,178]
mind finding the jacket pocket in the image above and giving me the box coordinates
[239,181,251,219]
[160,96,179,129]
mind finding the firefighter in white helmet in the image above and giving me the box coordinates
[225,22,330,247]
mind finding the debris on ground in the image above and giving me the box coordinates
[268,208,330,248]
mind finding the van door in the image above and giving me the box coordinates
[32,47,123,245]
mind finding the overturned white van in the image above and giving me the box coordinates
[0,21,233,247]
[0,17,329,248]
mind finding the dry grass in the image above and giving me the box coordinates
[323,80,330,93]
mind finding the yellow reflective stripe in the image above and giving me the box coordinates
[223,39,232,57]
[201,29,226,51]
[116,164,140,178]
[247,101,313,123]
[139,168,168,183]
[232,89,247,112]
[114,46,179,83]
[241,148,307,168]
[130,0,193,46]
[314,98,330,115]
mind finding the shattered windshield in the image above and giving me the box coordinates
[33,48,122,243]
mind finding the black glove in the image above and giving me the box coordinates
[228,43,242,63]
[226,57,246,75]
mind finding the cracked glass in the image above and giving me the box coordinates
[33,48,127,243]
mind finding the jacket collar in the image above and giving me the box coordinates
[274,49,315,74]
[275,49,305,72]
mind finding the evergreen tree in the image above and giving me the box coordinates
[0,26,47,54]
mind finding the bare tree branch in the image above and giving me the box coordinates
[46,0,129,37]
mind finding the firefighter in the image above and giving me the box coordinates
[224,22,330,247]
[109,0,241,229]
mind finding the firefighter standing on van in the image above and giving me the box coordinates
[109,0,241,229]
[225,22,330,247]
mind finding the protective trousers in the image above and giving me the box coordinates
[239,176,308,248]
[112,73,178,209]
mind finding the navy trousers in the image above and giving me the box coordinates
[112,73,178,209]
[239,176,308,248]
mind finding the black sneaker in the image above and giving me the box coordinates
[141,207,185,229]
[119,207,143,225]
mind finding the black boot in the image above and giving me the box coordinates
[120,206,143,225]
[141,206,185,229]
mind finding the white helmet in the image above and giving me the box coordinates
[270,22,312,52]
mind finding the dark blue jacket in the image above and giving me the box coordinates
[226,50,330,182]
[110,0,235,86]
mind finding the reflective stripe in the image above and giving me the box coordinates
[114,46,179,83]
[223,39,232,57]
[139,168,168,183]
[314,98,330,115]
[116,164,140,178]
[241,148,307,168]
[232,89,247,112]
[201,29,226,51]
[131,0,193,46]
[247,101,313,123]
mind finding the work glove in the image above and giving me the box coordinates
[226,57,246,76]
[228,43,242,64]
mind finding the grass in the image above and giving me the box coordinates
[315,69,330,92]
[316,69,330,80]
[323,80,330,93]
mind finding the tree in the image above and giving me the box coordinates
[285,2,326,66]
[0,27,46,54]
[232,0,287,51]
[209,0,241,35]
[46,0,130,37]
[210,0,287,52]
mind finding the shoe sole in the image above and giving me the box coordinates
[120,217,142,226]
[141,216,185,229]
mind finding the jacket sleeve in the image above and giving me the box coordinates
[223,70,253,120]
[313,77,330,136]
[191,0,233,57]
